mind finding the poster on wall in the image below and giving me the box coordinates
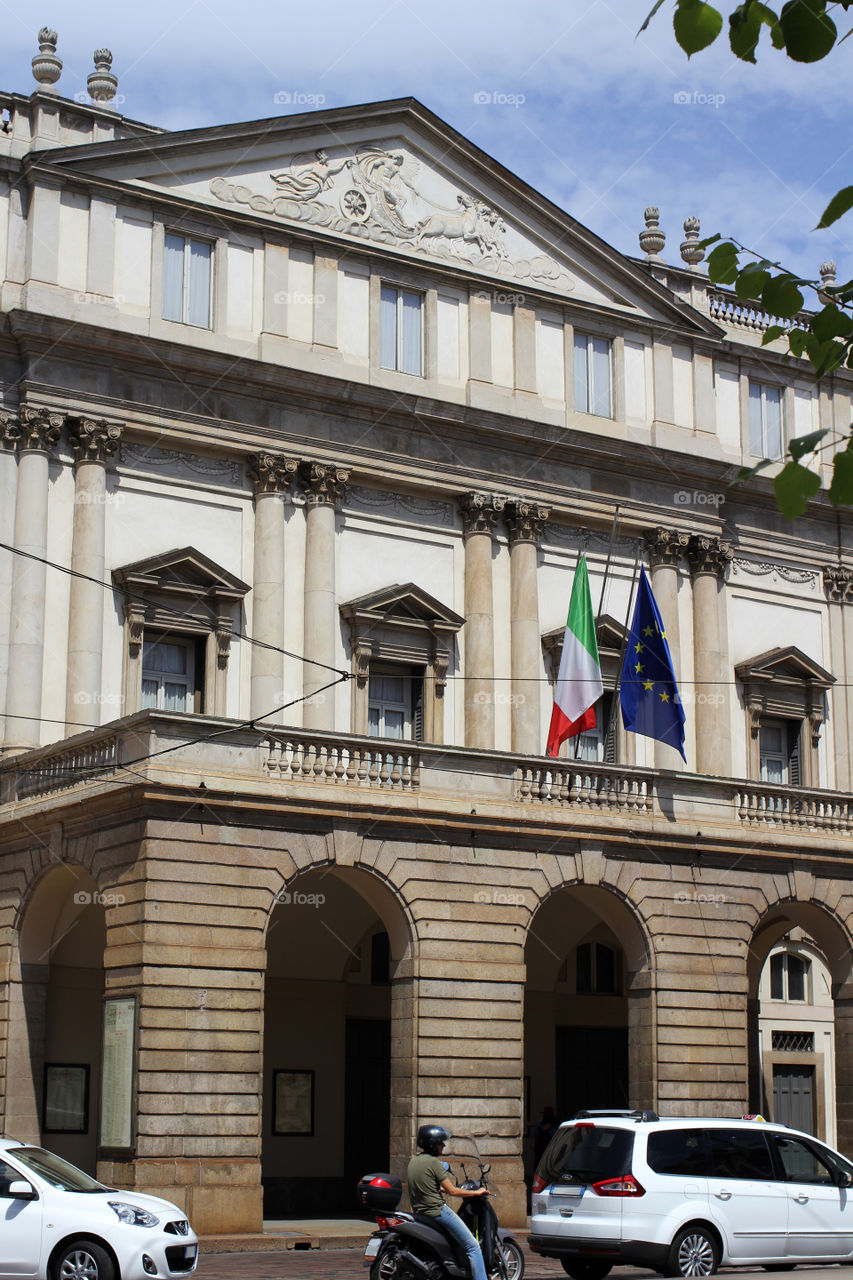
[99,996,137,1150]
[43,1063,89,1133]
[273,1070,314,1136]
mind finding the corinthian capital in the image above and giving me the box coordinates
[646,526,689,568]
[687,534,734,581]
[824,565,853,603]
[505,500,549,546]
[459,491,506,537]
[300,460,349,507]
[249,452,299,498]
[0,411,20,452]
[69,417,123,465]
[17,406,64,453]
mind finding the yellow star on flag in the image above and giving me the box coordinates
[634,641,643,654]
[634,662,643,674]
[660,690,670,703]
[643,679,654,692]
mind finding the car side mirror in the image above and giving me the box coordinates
[838,1171,853,1188]
[7,1181,36,1200]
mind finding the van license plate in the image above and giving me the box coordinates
[552,1184,585,1198]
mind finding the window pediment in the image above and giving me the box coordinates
[735,646,834,692]
[341,583,464,641]
[113,546,250,606]
[543,613,626,684]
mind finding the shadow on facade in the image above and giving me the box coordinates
[261,864,413,1217]
[9,863,105,1171]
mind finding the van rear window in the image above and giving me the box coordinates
[539,1126,633,1185]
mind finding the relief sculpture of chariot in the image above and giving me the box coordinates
[211,142,572,288]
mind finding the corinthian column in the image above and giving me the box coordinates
[0,414,21,748]
[460,493,504,750]
[646,527,689,772]
[4,407,63,753]
[65,418,123,732]
[687,534,734,777]
[249,453,298,724]
[506,501,549,755]
[302,461,349,731]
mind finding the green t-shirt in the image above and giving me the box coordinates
[407,1152,448,1217]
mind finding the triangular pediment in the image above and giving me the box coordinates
[542,613,626,656]
[113,547,250,601]
[41,98,719,332]
[341,582,463,632]
[735,646,835,689]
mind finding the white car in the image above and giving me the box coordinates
[529,1109,853,1278]
[0,1136,198,1280]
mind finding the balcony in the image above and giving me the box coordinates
[1,711,851,852]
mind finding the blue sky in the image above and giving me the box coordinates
[2,0,850,284]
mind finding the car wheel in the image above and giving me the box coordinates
[559,1261,612,1280]
[496,1239,525,1280]
[54,1241,115,1280]
[666,1225,720,1278]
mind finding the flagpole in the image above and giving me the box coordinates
[595,504,621,628]
[604,541,642,757]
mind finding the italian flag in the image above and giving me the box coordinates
[546,555,603,756]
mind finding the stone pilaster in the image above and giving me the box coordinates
[248,453,299,724]
[0,414,21,747]
[460,492,504,750]
[65,418,123,733]
[823,566,853,790]
[4,408,63,753]
[646,527,689,771]
[505,501,548,756]
[686,534,734,777]
[301,462,349,731]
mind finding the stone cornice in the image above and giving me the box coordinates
[505,500,549,546]
[459,492,505,537]
[248,452,299,498]
[687,534,734,581]
[68,416,123,465]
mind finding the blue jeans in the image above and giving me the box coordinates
[438,1203,488,1280]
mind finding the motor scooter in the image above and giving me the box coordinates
[358,1138,524,1280]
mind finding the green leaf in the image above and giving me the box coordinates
[774,461,822,518]
[674,0,725,54]
[828,442,853,506]
[811,303,853,343]
[761,324,786,345]
[789,428,828,461]
[813,338,848,378]
[761,273,805,317]
[735,267,771,300]
[779,0,837,61]
[729,1,783,60]
[707,241,740,284]
[697,232,722,249]
[733,458,776,484]
[816,186,853,229]
[788,327,809,358]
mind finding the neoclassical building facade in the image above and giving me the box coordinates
[1,32,853,1234]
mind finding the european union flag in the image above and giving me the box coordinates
[620,568,686,761]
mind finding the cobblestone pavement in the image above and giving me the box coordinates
[196,1246,581,1279]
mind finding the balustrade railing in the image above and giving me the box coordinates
[707,288,810,336]
[261,734,419,791]
[735,783,853,833]
[14,734,118,801]
[516,762,653,812]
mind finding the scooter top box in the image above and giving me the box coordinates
[358,1172,403,1212]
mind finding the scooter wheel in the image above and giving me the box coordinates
[495,1238,525,1280]
[372,1243,402,1280]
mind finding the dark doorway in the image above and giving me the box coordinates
[344,1017,391,1192]
[773,1064,815,1134]
[555,1026,629,1121]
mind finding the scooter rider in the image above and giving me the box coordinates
[407,1125,489,1280]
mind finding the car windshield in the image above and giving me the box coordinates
[538,1125,634,1184]
[9,1147,108,1193]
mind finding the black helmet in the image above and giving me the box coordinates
[417,1124,452,1154]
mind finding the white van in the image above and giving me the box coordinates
[0,1136,198,1280]
[529,1109,853,1278]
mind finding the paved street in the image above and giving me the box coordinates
[195,1248,837,1280]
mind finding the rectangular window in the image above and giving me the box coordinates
[574,691,616,763]
[759,718,801,786]
[574,333,612,417]
[749,380,784,459]
[367,669,423,741]
[706,1128,774,1180]
[141,638,196,713]
[163,232,213,327]
[380,284,423,375]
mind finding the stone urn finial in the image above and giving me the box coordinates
[639,207,666,262]
[87,48,118,106]
[680,215,705,268]
[818,260,838,305]
[32,27,62,92]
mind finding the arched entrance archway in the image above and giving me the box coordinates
[262,865,413,1217]
[524,884,654,1182]
[747,901,853,1148]
[7,863,105,1171]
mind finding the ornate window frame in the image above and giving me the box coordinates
[113,547,250,718]
[340,583,464,744]
[735,646,835,788]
